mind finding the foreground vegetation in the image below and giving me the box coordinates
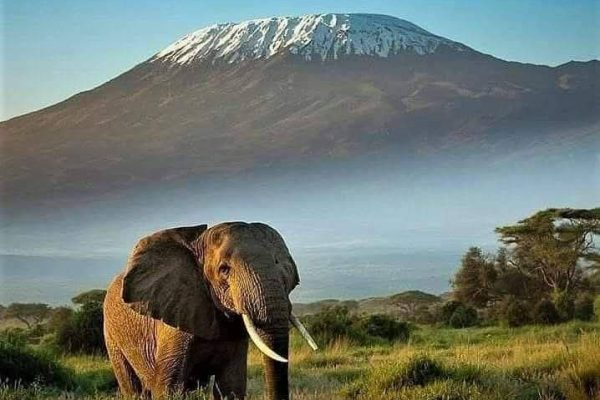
[2,207,599,399]
[1,321,599,400]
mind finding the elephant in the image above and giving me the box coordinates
[103,222,317,399]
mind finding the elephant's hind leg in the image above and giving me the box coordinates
[107,344,143,397]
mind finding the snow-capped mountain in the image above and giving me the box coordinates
[152,13,468,65]
[1,14,598,212]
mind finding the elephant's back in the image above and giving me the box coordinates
[104,273,159,381]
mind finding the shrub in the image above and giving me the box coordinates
[54,301,105,354]
[503,298,531,327]
[440,301,462,325]
[532,298,560,325]
[356,315,410,342]
[303,307,411,345]
[595,296,600,322]
[0,339,71,388]
[553,290,575,321]
[303,306,360,345]
[0,327,29,347]
[448,306,478,328]
[46,306,74,333]
[573,294,595,321]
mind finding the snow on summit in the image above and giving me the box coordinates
[152,13,466,65]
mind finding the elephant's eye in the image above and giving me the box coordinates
[218,264,231,280]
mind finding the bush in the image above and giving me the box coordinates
[532,298,560,325]
[440,301,462,325]
[0,339,71,388]
[0,328,29,347]
[553,291,575,321]
[303,307,411,345]
[46,306,74,333]
[573,294,595,321]
[303,306,360,345]
[54,302,105,354]
[595,296,600,322]
[503,298,531,327]
[448,306,478,328]
[356,315,410,342]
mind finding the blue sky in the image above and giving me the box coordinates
[2,0,599,120]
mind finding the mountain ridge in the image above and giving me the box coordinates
[151,13,470,66]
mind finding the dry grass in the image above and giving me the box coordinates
[1,322,599,400]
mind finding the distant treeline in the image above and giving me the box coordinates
[300,208,600,342]
[0,289,106,355]
[1,207,599,352]
[450,207,600,327]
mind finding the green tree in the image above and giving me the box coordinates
[71,289,106,305]
[496,208,600,305]
[4,303,50,329]
[53,290,106,354]
[46,306,74,333]
[452,247,497,308]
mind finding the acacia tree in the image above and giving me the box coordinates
[495,208,599,297]
[452,247,497,308]
[71,289,106,306]
[53,289,107,354]
[4,303,50,329]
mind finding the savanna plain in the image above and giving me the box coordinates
[2,208,600,399]
[2,321,600,400]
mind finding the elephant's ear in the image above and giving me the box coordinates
[121,225,219,339]
[251,223,300,292]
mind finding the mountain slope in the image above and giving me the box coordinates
[1,14,598,210]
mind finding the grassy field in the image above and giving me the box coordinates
[2,321,599,400]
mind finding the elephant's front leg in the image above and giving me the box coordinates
[150,326,195,397]
[213,338,249,400]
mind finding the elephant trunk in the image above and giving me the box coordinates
[262,331,289,400]
[237,272,291,400]
[254,293,290,400]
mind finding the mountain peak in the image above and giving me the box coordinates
[152,13,467,65]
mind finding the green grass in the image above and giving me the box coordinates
[2,322,599,400]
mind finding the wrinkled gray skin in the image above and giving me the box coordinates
[103,222,299,399]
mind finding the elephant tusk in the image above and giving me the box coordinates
[242,314,288,363]
[290,313,318,351]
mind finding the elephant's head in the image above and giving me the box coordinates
[120,222,317,400]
